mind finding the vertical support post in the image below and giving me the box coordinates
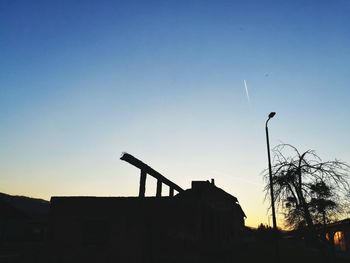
[156,179,162,197]
[265,112,280,263]
[169,187,174,197]
[139,170,146,197]
[266,124,277,230]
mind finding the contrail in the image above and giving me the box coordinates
[243,79,250,104]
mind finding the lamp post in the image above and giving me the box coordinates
[265,112,279,262]
[265,112,277,230]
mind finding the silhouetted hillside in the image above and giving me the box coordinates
[0,192,49,220]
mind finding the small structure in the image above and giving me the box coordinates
[323,218,350,253]
[48,154,246,263]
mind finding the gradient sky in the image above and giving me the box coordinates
[1,0,350,228]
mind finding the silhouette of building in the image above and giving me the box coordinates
[48,154,246,262]
[49,182,245,262]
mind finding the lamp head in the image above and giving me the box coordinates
[268,112,276,119]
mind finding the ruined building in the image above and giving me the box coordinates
[48,153,246,263]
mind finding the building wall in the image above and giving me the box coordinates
[48,196,245,263]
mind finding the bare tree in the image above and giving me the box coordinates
[264,144,350,231]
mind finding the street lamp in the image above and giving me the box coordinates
[265,111,280,263]
[266,112,277,230]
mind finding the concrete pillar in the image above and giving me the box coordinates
[139,170,147,197]
[156,179,162,197]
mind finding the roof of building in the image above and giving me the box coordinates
[50,180,246,219]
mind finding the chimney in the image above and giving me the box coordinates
[211,178,215,185]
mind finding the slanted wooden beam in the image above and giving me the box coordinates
[120,153,184,194]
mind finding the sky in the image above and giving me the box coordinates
[1,0,350,228]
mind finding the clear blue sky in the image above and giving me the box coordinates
[1,0,350,227]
